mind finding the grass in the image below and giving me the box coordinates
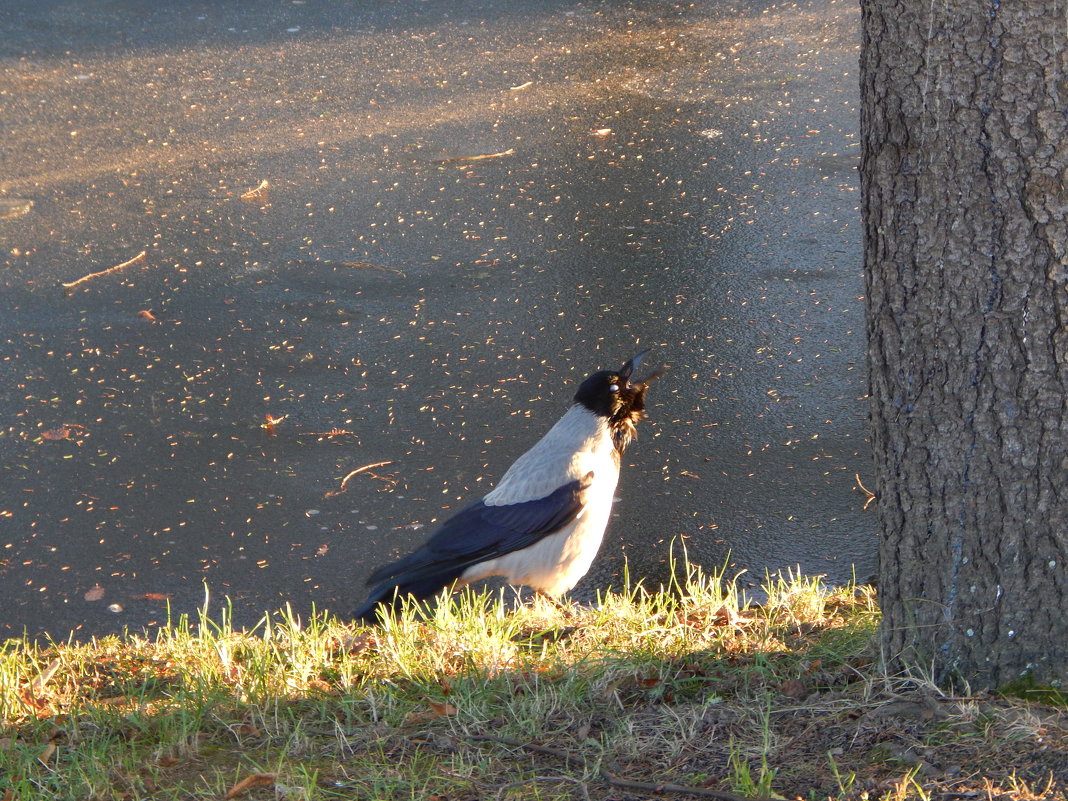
[0,563,1065,801]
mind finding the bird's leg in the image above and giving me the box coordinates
[533,590,569,614]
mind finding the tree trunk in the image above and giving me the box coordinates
[860,0,1068,688]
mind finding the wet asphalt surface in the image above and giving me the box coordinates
[0,0,871,639]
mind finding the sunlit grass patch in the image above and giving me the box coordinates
[0,564,1062,800]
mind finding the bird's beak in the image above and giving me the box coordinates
[618,350,649,384]
[619,350,666,388]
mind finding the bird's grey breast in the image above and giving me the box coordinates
[482,405,620,506]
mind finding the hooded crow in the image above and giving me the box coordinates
[352,351,663,623]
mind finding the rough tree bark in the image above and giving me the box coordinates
[860,0,1067,688]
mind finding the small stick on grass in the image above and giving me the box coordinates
[61,250,147,291]
[466,734,772,801]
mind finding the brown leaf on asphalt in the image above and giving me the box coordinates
[135,592,172,601]
[224,773,276,799]
[84,584,106,601]
[41,428,71,441]
[261,413,288,433]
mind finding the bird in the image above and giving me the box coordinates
[352,350,664,623]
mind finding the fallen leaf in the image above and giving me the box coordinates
[41,428,71,441]
[137,310,157,322]
[224,773,276,799]
[341,631,377,654]
[84,584,106,601]
[136,593,172,602]
[31,658,62,694]
[95,695,129,706]
[18,691,48,712]
[427,700,458,717]
[405,699,458,725]
[27,662,61,704]
[779,678,808,699]
[262,413,288,432]
[24,662,61,713]
[38,741,55,764]
[709,605,747,627]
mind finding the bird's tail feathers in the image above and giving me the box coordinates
[353,556,480,623]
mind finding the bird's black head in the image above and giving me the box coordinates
[573,350,665,453]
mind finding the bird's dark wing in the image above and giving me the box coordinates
[353,474,591,621]
[367,474,591,585]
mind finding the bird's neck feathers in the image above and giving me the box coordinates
[609,413,639,455]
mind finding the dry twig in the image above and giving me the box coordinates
[240,179,270,203]
[61,250,147,291]
[323,461,397,498]
[855,473,876,509]
[340,461,394,490]
[438,148,515,164]
[294,259,406,277]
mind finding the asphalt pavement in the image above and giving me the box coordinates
[0,0,871,638]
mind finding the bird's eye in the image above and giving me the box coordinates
[609,383,620,393]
